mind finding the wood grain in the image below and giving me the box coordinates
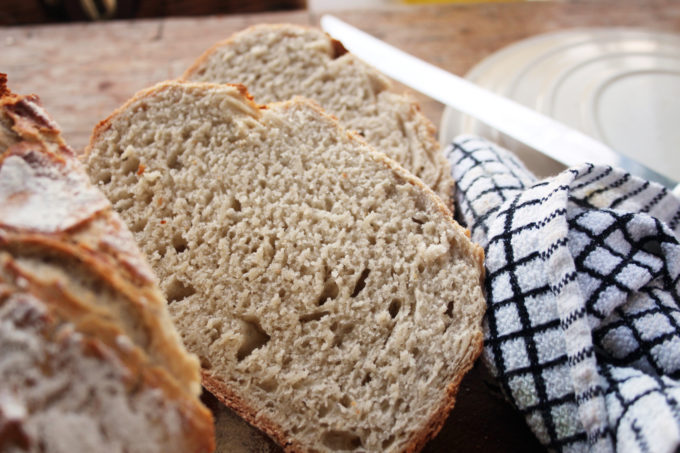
[2,2,679,451]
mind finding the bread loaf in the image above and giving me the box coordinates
[86,80,485,452]
[183,24,455,209]
[0,75,214,453]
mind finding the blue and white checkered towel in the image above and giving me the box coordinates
[446,136,680,453]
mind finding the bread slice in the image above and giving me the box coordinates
[85,80,485,453]
[0,75,214,453]
[182,24,455,210]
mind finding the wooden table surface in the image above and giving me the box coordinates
[3,1,679,452]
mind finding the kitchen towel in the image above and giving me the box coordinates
[446,136,680,453]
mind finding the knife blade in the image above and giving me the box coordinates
[320,15,680,195]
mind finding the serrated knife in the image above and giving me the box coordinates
[320,15,680,196]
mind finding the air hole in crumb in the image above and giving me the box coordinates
[322,430,362,451]
[384,184,395,199]
[282,355,292,367]
[300,311,330,323]
[122,155,140,174]
[231,197,242,212]
[412,216,424,233]
[166,278,196,304]
[167,152,182,170]
[350,269,370,298]
[446,300,455,318]
[278,289,286,299]
[332,324,354,348]
[382,435,395,449]
[236,317,270,362]
[318,404,330,418]
[417,263,425,274]
[140,190,153,205]
[361,374,372,386]
[340,395,352,408]
[257,378,277,393]
[318,280,339,306]
[207,325,220,343]
[198,356,211,369]
[388,299,401,319]
[129,219,147,233]
[324,197,334,211]
[203,190,214,206]
[100,172,112,185]
[382,326,393,347]
[368,236,376,245]
[414,195,426,212]
[172,234,188,254]
[396,115,407,137]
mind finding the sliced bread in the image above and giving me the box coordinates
[0,75,214,453]
[85,81,485,452]
[182,24,455,210]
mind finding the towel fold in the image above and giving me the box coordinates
[447,136,680,453]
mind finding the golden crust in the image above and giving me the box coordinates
[0,74,68,151]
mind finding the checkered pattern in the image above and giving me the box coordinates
[446,136,680,453]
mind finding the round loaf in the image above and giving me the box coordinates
[0,75,214,453]
[86,80,485,453]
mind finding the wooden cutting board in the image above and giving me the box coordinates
[2,2,677,450]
